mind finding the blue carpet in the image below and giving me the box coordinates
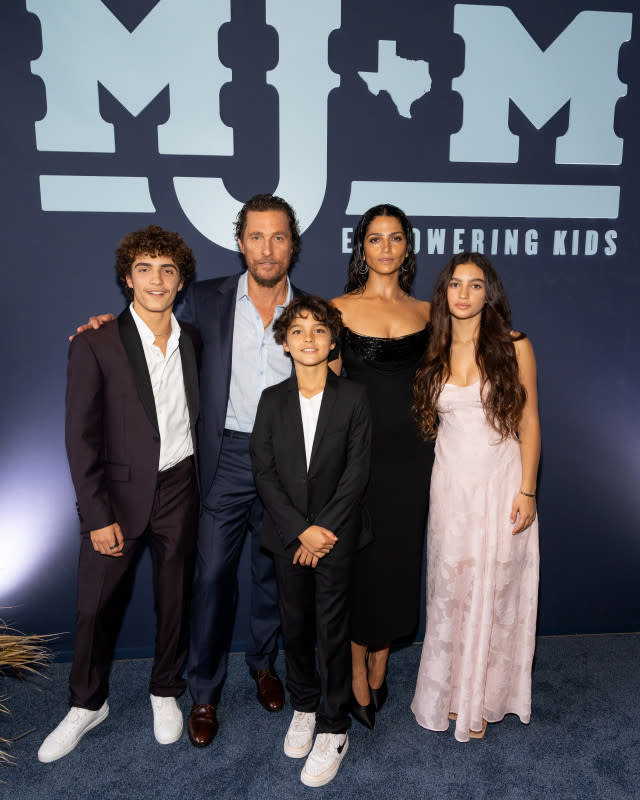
[2,634,639,799]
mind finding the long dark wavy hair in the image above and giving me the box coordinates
[345,204,417,294]
[412,252,526,440]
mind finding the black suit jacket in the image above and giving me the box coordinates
[250,369,372,560]
[65,307,200,538]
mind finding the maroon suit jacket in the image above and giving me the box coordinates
[65,307,200,538]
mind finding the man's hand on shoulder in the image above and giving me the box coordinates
[90,522,124,557]
[69,313,115,341]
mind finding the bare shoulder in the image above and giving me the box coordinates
[330,293,353,311]
[512,333,536,367]
[511,331,533,349]
[330,293,361,326]
[412,297,431,322]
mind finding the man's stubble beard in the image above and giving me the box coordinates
[247,263,290,289]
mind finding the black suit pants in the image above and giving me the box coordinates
[274,552,353,734]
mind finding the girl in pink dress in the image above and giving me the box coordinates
[411,252,540,742]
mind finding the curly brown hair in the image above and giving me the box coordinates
[115,225,196,299]
[234,194,301,257]
[273,295,343,346]
[413,252,526,440]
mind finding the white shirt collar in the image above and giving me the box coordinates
[129,303,180,346]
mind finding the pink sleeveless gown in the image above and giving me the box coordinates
[411,382,539,742]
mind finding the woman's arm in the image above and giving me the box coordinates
[511,336,541,534]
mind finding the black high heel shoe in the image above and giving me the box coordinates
[351,692,375,730]
[367,650,389,712]
[369,677,388,712]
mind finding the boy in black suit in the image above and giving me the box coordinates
[250,296,371,787]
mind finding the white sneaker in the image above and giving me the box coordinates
[150,695,183,744]
[300,732,349,787]
[37,702,109,763]
[284,711,316,758]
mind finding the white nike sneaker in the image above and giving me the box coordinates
[37,702,109,763]
[284,711,316,758]
[300,732,349,787]
[150,695,183,744]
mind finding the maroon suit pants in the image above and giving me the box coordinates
[69,456,198,709]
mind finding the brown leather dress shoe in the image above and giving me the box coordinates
[188,704,219,747]
[250,668,284,712]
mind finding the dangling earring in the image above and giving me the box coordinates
[358,261,370,276]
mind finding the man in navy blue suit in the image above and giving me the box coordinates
[181,194,303,746]
[77,195,303,747]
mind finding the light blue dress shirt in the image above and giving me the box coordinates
[225,271,293,432]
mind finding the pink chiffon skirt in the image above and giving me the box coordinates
[411,383,539,742]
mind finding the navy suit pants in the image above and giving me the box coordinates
[187,430,280,706]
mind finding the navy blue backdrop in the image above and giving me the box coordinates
[1,0,638,658]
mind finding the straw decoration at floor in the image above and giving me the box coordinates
[0,617,59,767]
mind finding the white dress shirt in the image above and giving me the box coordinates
[299,391,324,471]
[225,271,293,432]
[130,304,193,471]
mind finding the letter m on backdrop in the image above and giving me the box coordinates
[450,6,632,165]
[28,0,231,155]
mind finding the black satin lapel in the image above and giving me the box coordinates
[286,379,309,479]
[117,309,159,433]
[178,327,199,427]
[308,370,337,468]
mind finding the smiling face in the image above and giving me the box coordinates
[362,215,408,278]
[238,209,294,288]
[446,262,486,320]
[125,253,183,318]
[283,313,335,368]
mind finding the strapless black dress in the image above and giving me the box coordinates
[340,326,435,647]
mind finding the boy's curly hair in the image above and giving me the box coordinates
[115,225,196,299]
[273,295,343,345]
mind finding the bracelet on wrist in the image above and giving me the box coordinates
[519,490,536,498]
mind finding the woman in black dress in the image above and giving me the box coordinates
[331,205,434,728]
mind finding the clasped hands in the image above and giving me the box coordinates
[293,524,337,568]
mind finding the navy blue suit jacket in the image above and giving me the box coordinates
[179,272,302,496]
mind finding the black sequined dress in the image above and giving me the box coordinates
[340,326,435,647]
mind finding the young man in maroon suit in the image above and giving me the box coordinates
[38,226,200,763]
